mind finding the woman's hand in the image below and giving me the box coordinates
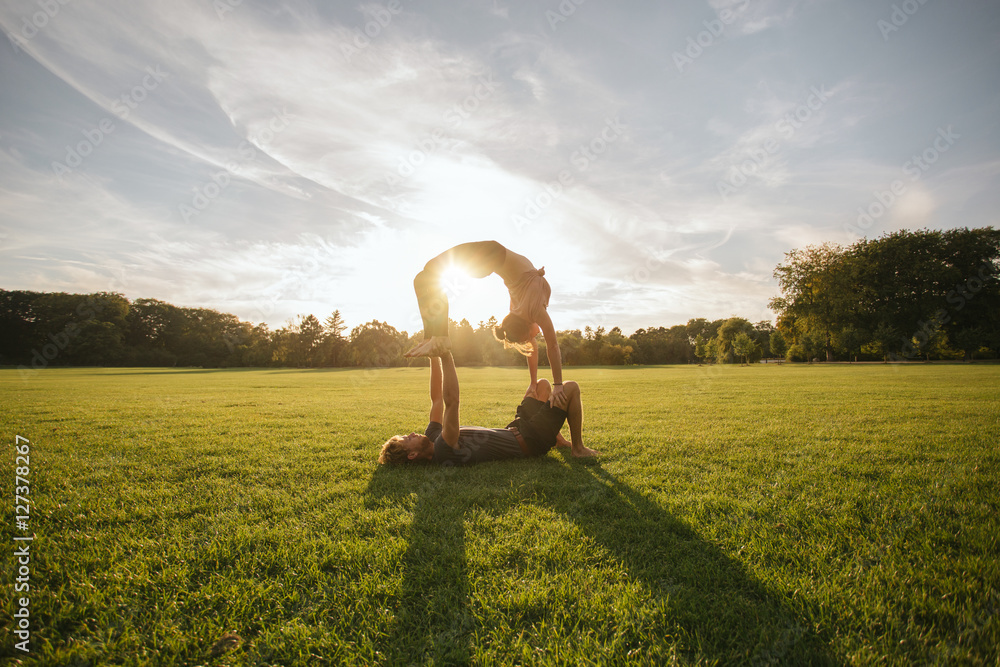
[548,383,566,408]
[524,381,538,399]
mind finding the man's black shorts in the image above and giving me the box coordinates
[508,396,568,456]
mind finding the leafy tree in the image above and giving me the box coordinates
[598,343,632,365]
[0,290,39,365]
[176,307,246,367]
[295,314,325,366]
[475,316,508,366]
[47,292,130,365]
[833,327,864,363]
[732,332,758,365]
[685,318,715,344]
[770,243,853,361]
[581,326,605,365]
[557,330,584,365]
[714,317,755,364]
[451,318,479,366]
[319,310,348,366]
[869,322,902,363]
[955,327,988,361]
[631,325,695,364]
[753,321,774,359]
[694,334,710,363]
[799,327,828,362]
[71,320,124,365]
[769,330,788,359]
[347,320,407,367]
[606,326,628,348]
[771,227,1000,361]
[785,343,808,363]
[903,316,951,362]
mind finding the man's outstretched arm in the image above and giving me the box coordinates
[439,351,461,449]
[429,357,444,425]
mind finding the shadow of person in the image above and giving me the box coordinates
[531,454,844,664]
[366,464,475,665]
[365,456,843,664]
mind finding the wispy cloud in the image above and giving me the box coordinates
[1,0,998,333]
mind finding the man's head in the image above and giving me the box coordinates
[378,432,433,465]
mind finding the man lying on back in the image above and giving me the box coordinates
[378,350,599,466]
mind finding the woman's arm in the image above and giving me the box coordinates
[526,332,539,396]
[534,310,564,401]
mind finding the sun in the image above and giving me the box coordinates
[437,261,509,327]
[344,234,512,334]
[438,261,473,293]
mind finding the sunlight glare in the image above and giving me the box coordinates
[439,261,472,293]
[439,261,510,328]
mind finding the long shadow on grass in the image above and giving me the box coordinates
[367,458,843,664]
[366,465,475,664]
[533,455,842,664]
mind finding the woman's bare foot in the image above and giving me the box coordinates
[404,339,435,358]
[429,336,452,356]
[404,336,452,358]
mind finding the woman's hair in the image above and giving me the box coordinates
[493,313,534,356]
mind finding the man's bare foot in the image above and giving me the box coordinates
[404,337,451,358]
[555,433,572,448]
[571,446,600,457]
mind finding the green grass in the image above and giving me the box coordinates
[1,364,998,665]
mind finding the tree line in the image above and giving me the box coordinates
[2,227,997,372]
[0,288,776,372]
[769,227,1000,362]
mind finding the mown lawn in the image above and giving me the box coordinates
[1,364,998,665]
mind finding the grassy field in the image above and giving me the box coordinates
[1,364,998,665]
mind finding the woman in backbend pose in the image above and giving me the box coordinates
[405,240,565,403]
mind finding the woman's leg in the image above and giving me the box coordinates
[436,241,506,278]
[413,269,449,339]
[405,270,451,357]
[413,242,507,337]
[407,242,506,357]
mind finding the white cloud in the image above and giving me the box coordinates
[1,0,998,335]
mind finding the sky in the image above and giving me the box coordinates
[1,0,999,336]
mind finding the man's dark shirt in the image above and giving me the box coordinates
[425,422,525,466]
